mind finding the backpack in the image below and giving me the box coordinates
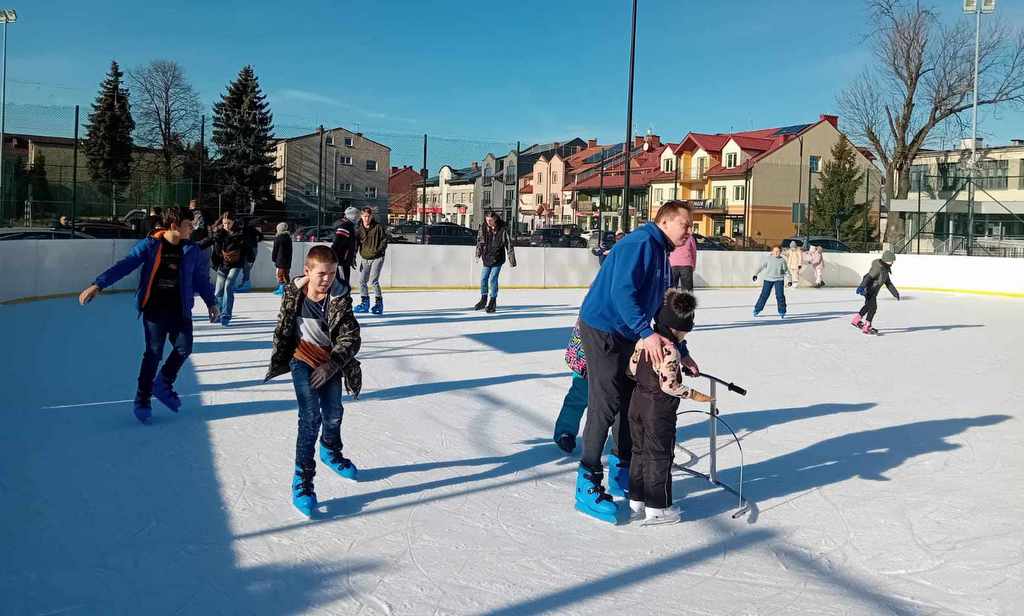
[564,322,587,378]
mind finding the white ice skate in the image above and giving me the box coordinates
[628,500,646,522]
[642,505,682,526]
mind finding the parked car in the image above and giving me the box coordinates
[415,223,477,245]
[292,225,335,242]
[693,233,728,251]
[710,235,738,249]
[529,227,587,248]
[389,220,423,243]
[72,220,138,239]
[781,236,852,252]
[0,227,96,240]
[587,231,617,252]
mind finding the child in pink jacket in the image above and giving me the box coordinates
[804,245,825,288]
[669,234,697,291]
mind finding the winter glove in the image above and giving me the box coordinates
[310,360,341,389]
[752,275,758,282]
[856,286,865,296]
[787,282,792,287]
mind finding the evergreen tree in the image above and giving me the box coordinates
[211,65,277,213]
[83,61,135,197]
[808,137,864,239]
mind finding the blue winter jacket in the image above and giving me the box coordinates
[579,223,672,341]
[94,232,217,319]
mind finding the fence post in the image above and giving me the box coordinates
[72,105,79,238]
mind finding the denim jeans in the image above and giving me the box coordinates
[290,359,345,470]
[553,373,588,441]
[480,264,503,298]
[214,268,242,318]
[754,279,787,315]
[239,260,254,286]
[358,257,385,299]
[137,311,193,403]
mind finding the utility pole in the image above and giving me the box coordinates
[420,134,427,226]
[512,141,520,239]
[198,114,205,204]
[621,0,637,233]
[598,146,607,235]
[71,105,79,238]
[317,125,324,237]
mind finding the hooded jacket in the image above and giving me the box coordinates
[356,218,388,260]
[272,232,293,269]
[265,276,362,396]
[93,230,216,320]
[861,259,899,298]
[476,219,517,267]
[579,222,672,341]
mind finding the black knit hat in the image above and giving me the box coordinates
[655,289,697,334]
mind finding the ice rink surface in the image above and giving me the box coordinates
[2,287,1022,615]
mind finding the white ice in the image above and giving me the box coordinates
[2,288,1022,615]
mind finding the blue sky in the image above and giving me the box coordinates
[6,0,1023,167]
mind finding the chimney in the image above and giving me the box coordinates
[820,114,839,128]
[960,137,983,150]
[588,138,597,148]
[634,136,645,148]
[392,166,399,173]
[649,134,662,147]
[1010,139,1024,146]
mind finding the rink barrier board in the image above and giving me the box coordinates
[2,239,1022,303]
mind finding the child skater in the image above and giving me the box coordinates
[853,250,900,335]
[626,289,712,526]
[752,245,792,318]
[553,322,589,454]
[264,245,363,517]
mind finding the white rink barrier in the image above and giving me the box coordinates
[2,240,1023,304]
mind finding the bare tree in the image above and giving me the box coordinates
[128,60,202,188]
[838,0,1024,239]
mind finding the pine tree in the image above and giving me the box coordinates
[83,61,135,198]
[211,65,277,213]
[808,137,864,240]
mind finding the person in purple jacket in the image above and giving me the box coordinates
[669,232,697,291]
[573,200,702,523]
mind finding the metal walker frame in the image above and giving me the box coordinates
[673,373,751,519]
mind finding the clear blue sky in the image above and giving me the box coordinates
[6,0,1023,167]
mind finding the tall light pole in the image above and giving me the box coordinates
[965,0,994,256]
[0,9,17,219]
[620,0,637,233]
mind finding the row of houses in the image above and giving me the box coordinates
[403,114,884,244]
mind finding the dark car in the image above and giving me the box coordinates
[0,227,96,240]
[293,225,336,242]
[389,220,423,243]
[415,223,477,245]
[529,227,587,248]
[781,236,852,252]
[693,233,728,251]
[73,220,138,239]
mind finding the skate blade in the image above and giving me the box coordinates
[575,502,619,524]
[641,515,682,527]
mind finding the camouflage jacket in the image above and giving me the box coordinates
[264,276,362,397]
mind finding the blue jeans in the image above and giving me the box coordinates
[480,264,503,298]
[290,359,345,470]
[754,279,787,315]
[553,373,589,440]
[137,311,192,403]
[214,268,242,318]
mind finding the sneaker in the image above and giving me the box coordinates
[555,432,576,454]
[643,504,682,526]
[628,500,646,522]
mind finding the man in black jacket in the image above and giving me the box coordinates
[474,211,517,313]
[272,222,293,295]
[331,206,359,287]
[354,207,388,315]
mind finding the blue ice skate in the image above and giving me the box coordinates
[292,466,317,518]
[370,298,384,315]
[152,376,181,412]
[133,400,152,424]
[319,445,358,480]
[752,310,761,317]
[607,453,629,497]
[354,296,370,313]
[575,465,618,524]
[273,283,286,295]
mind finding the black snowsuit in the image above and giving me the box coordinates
[858,259,900,322]
[627,350,681,510]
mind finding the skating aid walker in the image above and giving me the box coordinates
[675,371,752,519]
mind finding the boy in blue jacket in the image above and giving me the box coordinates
[574,201,701,524]
[79,208,220,424]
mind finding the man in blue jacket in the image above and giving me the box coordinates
[574,200,701,523]
[79,208,220,424]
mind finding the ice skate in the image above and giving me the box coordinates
[607,453,629,497]
[642,504,682,526]
[319,445,358,480]
[370,297,384,315]
[133,400,152,424]
[354,296,370,313]
[152,376,181,412]
[574,466,618,524]
[291,466,317,518]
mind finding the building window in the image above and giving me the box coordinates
[325,136,334,146]
[338,182,352,193]
[344,137,354,147]
[663,158,674,172]
[733,185,745,201]
[714,186,726,206]
[726,153,738,168]
[483,191,492,206]
[809,156,821,172]
[505,189,514,207]
[366,160,378,171]
[341,156,353,166]
[976,159,1009,190]
[537,172,543,185]
[552,172,558,184]
[303,182,318,197]
[654,188,663,202]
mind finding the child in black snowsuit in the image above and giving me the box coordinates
[626,289,712,526]
[852,250,900,335]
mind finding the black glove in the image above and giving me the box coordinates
[787,282,792,287]
[752,275,758,282]
[310,361,341,389]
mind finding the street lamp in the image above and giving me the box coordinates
[0,9,16,220]
[964,0,995,255]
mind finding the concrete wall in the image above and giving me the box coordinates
[2,240,1023,304]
